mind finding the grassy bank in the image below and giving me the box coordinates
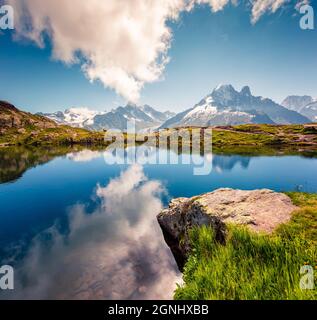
[1,124,317,148]
[212,124,317,147]
[153,124,317,148]
[174,192,317,300]
[0,126,107,147]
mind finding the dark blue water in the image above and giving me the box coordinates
[0,147,317,299]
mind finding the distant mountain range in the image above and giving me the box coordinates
[39,104,175,131]
[39,107,101,128]
[160,84,310,128]
[281,95,317,122]
[38,84,314,131]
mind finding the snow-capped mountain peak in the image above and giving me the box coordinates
[211,84,238,105]
[160,84,310,128]
[64,107,102,126]
[184,95,217,121]
[40,104,175,131]
[38,107,104,128]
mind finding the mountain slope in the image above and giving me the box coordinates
[140,105,175,122]
[161,85,310,128]
[0,100,57,133]
[281,95,313,111]
[88,104,157,131]
[0,101,105,146]
[42,104,175,131]
[281,95,317,122]
[38,108,104,128]
[301,101,317,121]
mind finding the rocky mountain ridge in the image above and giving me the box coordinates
[281,95,317,122]
[160,84,310,128]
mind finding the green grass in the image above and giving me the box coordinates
[1,124,317,149]
[279,193,317,242]
[212,129,280,146]
[143,125,317,150]
[212,124,316,146]
[0,126,106,146]
[174,192,317,300]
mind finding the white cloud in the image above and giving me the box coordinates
[9,0,301,102]
[67,149,102,162]
[251,0,288,23]
[193,0,230,12]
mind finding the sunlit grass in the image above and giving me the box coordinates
[174,192,317,300]
[1,124,317,148]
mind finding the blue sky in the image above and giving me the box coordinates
[0,1,316,113]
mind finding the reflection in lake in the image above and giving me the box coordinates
[0,145,86,183]
[1,164,180,299]
[1,145,317,299]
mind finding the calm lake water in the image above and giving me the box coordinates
[0,146,317,299]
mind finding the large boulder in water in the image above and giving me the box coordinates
[157,188,298,270]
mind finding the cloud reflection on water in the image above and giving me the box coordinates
[3,164,180,299]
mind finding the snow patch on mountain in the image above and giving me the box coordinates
[40,104,175,131]
[39,107,104,128]
[64,108,102,126]
[282,95,317,122]
[160,84,310,128]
